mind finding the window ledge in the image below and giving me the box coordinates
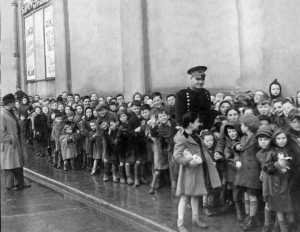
[26,77,55,83]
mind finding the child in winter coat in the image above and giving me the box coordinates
[59,122,78,171]
[263,130,296,232]
[81,107,95,170]
[148,109,176,194]
[234,114,261,231]
[87,120,106,176]
[51,113,65,168]
[33,106,48,157]
[200,130,220,216]
[126,101,142,186]
[103,119,119,182]
[116,111,132,184]
[222,122,242,220]
[255,125,275,232]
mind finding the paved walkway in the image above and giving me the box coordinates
[23,148,259,232]
[1,180,146,232]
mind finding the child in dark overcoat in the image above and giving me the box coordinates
[126,101,142,185]
[234,114,261,230]
[51,112,65,168]
[148,108,176,194]
[255,125,275,232]
[222,122,242,220]
[262,129,297,231]
[103,119,119,182]
[88,120,106,176]
[81,107,95,170]
[33,106,48,157]
[116,111,133,184]
[200,130,220,216]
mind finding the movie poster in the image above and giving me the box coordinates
[44,5,55,78]
[25,15,35,80]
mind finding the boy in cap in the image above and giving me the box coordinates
[255,125,275,232]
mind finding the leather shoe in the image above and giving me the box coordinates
[177,225,189,232]
[192,219,208,229]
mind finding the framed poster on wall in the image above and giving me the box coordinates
[23,2,55,81]
[44,5,55,78]
[25,15,35,80]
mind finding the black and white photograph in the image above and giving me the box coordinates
[1,0,300,232]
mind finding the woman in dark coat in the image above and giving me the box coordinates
[173,112,221,232]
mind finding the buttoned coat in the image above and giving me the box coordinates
[173,131,221,196]
[234,134,261,189]
[0,108,24,169]
[175,87,213,129]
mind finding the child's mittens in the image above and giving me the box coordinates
[259,172,263,181]
[183,149,193,159]
[276,153,292,173]
[100,121,108,130]
[214,152,223,161]
[233,142,242,152]
[235,160,242,169]
[134,127,141,133]
[189,158,201,167]
[192,154,203,164]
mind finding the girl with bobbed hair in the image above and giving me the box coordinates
[173,112,221,232]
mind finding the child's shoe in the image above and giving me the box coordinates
[134,163,140,187]
[70,159,76,170]
[192,218,208,229]
[112,165,119,183]
[262,225,272,232]
[148,187,155,194]
[203,207,217,217]
[103,174,109,182]
[125,164,133,185]
[63,161,68,172]
[177,225,189,232]
[90,168,96,176]
[242,216,257,231]
[119,165,126,184]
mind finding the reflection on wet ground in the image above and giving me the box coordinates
[20,145,261,232]
[1,180,146,232]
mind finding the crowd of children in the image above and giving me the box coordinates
[10,78,300,232]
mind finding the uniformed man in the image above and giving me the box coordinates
[175,66,214,130]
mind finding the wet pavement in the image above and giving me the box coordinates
[22,145,262,232]
[1,180,150,232]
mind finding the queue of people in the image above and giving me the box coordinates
[1,69,300,232]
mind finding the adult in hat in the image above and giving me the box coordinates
[175,66,215,129]
[0,93,30,191]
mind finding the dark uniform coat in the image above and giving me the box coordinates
[175,87,213,129]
